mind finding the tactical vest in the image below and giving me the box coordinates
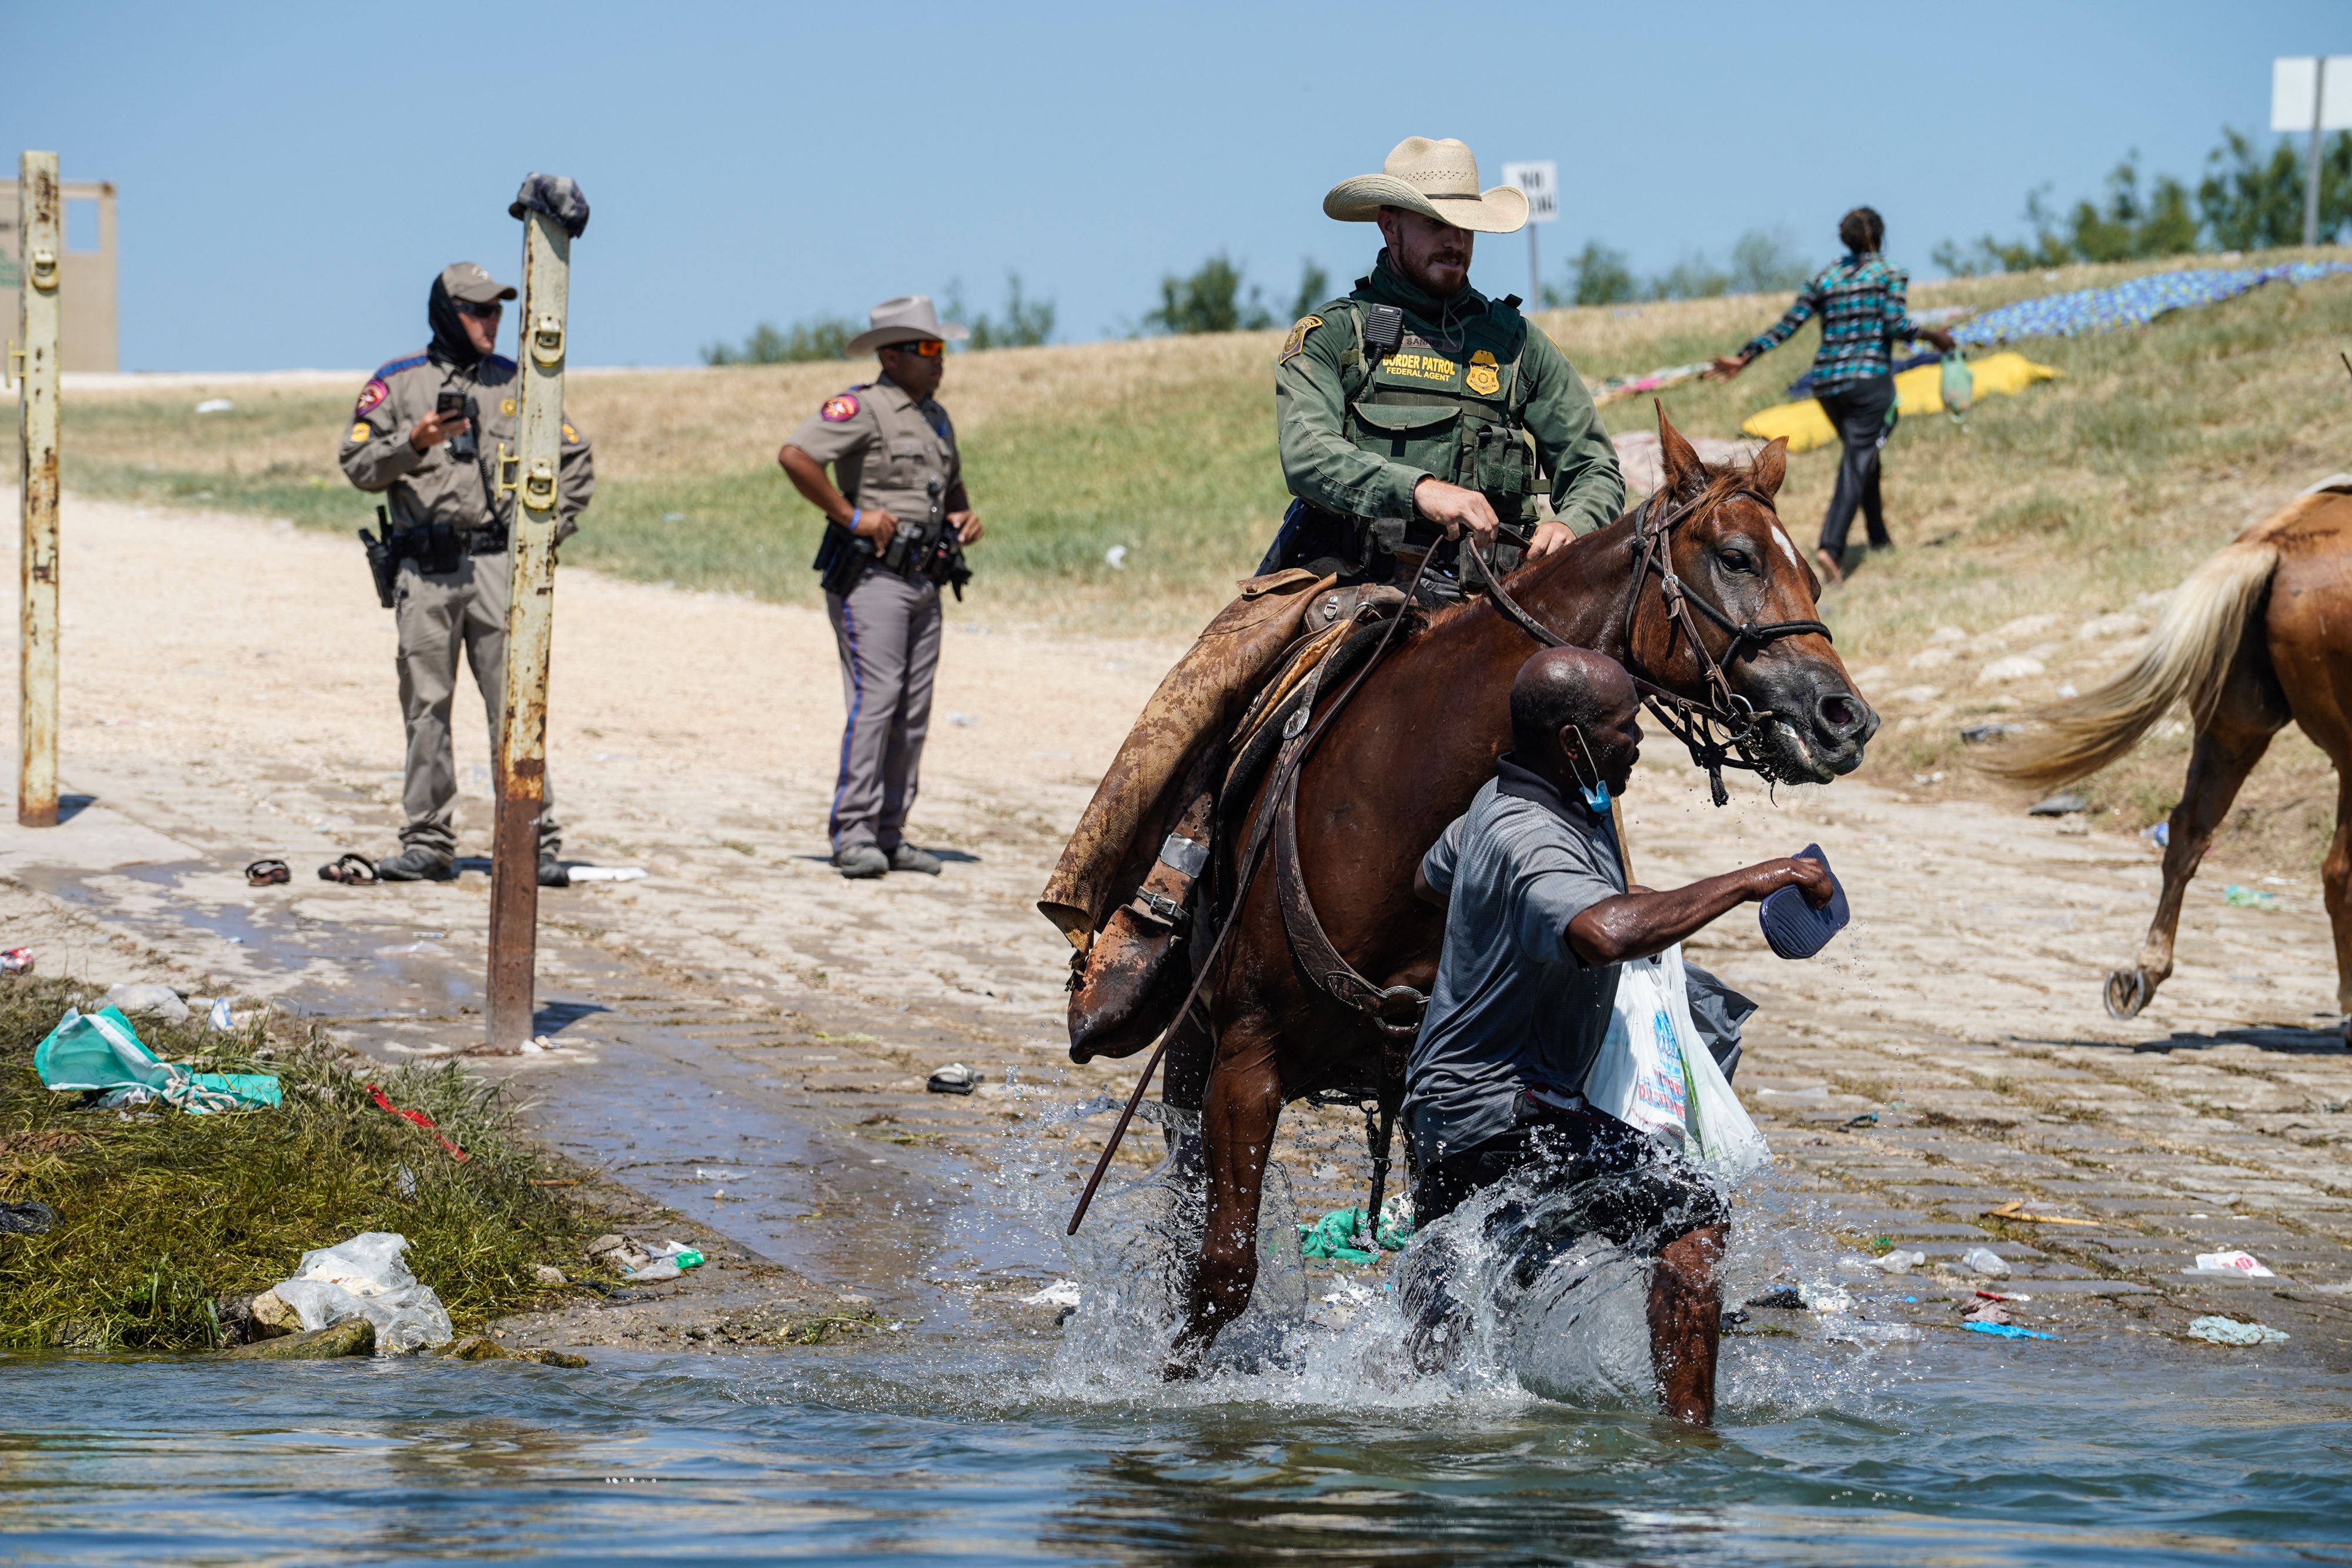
[1329,294,1539,527]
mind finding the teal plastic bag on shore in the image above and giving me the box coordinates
[1940,352,1973,424]
[33,1005,279,1114]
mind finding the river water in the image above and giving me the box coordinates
[5,1103,2347,1563]
[2,1330,2346,1564]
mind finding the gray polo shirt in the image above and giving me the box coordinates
[1403,756,1626,1172]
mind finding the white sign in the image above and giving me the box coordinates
[2271,56,2352,131]
[1498,160,1559,224]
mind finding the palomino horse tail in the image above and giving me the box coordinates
[1985,530,2281,790]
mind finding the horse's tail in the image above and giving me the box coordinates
[1985,531,2280,790]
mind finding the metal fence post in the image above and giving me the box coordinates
[485,203,571,1051]
[13,152,61,829]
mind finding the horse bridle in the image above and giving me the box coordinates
[1467,487,1832,806]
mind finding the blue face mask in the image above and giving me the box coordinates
[1582,780,1611,814]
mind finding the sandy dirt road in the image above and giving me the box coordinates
[1,489,2347,1353]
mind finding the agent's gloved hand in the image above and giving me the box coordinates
[510,173,591,238]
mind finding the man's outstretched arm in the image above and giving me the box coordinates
[1566,857,1832,966]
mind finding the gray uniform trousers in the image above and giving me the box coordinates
[824,567,941,854]
[393,553,560,855]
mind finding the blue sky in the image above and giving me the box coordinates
[5,1,2345,370]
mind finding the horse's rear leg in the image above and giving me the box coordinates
[2109,702,2280,1018]
[1166,1019,1281,1378]
[2319,778,2352,1041]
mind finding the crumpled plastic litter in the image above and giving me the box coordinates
[1963,1246,2011,1278]
[1,1200,58,1235]
[101,983,190,1024]
[34,1005,278,1114]
[2189,1249,2274,1278]
[620,1240,704,1282]
[927,1062,982,1095]
[1872,1249,1928,1275]
[2187,1315,2289,1346]
[564,865,646,884]
[1021,1280,1083,1308]
[2223,884,2282,911]
[1963,1321,2056,1340]
[269,1231,452,1355]
[1299,1200,1416,1263]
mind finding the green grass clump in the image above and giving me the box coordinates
[0,980,594,1352]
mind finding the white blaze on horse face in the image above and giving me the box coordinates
[1769,521,1802,573]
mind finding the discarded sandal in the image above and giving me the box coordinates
[317,853,379,887]
[244,858,291,887]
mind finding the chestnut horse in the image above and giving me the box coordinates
[1159,415,1877,1369]
[1988,488,2352,1037]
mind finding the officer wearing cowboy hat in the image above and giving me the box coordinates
[779,295,984,879]
[1267,136,1621,583]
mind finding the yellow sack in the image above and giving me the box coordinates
[1739,352,2059,453]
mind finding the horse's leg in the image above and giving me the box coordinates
[1649,1223,1726,1425]
[1166,1015,1282,1378]
[2108,700,2280,1018]
[2317,776,2352,1041]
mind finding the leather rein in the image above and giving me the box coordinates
[1466,487,1832,806]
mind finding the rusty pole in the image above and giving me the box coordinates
[485,206,570,1051]
[13,152,61,829]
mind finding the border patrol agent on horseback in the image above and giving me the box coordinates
[1267,136,1622,585]
[340,261,593,886]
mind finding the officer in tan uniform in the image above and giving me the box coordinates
[339,261,593,884]
[779,295,984,880]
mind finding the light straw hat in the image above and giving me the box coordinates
[1323,136,1529,234]
[846,294,970,356]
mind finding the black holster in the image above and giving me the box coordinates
[814,520,873,597]
[359,506,399,609]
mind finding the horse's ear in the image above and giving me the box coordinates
[1748,436,1788,500]
[1655,402,1708,499]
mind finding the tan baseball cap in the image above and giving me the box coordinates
[1324,137,1529,234]
[439,261,518,305]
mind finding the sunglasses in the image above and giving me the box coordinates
[886,338,944,358]
[452,298,505,317]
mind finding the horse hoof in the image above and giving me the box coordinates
[2104,967,2153,1019]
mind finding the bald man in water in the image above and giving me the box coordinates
[1406,647,1833,1423]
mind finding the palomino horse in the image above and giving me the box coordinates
[1160,414,1877,1369]
[1989,488,2352,1037]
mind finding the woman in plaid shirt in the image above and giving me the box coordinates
[1709,208,1953,583]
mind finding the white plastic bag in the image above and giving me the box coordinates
[271,1231,453,1354]
[1585,944,1770,1185]
[1584,948,1695,1144]
[1679,1004,1771,1184]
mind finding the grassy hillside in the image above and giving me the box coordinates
[26,246,2352,867]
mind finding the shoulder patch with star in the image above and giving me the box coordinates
[1277,315,1324,366]
[821,393,860,423]
[354,378,390,415]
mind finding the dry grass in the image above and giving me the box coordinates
[25,245,2352,863]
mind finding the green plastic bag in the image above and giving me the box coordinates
[33,1005,279,1114]
[1940,351,1974,423]
[1298,1204,1415,1263]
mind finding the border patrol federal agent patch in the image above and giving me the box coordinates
[354,378,389,414]
[350,422,370,442]
[821,393,860,422]
[1278,315,1322,365]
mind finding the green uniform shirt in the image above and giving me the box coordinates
[1275,251,1622,536]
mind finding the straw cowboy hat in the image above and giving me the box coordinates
[846,294,970,356]
[1323,136,1529,234]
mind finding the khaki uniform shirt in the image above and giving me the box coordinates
[339,350,594,533]
[784,375,962,530]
